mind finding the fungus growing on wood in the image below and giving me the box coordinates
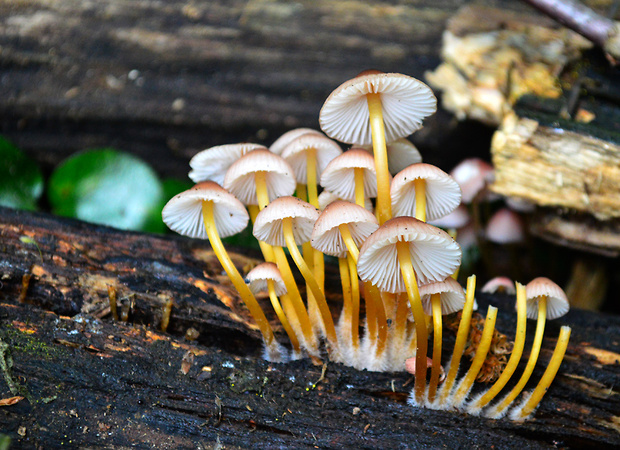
[320,70,436,224]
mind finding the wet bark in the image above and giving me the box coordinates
[0,207,619,448]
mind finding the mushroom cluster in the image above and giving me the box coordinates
[162,71,571,421]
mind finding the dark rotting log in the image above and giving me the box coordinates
[0,206,619,448]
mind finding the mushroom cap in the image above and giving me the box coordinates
[320,149,378,201]
[418,277,466,315]
[428,205,470,229]
[270,128,324,156]
[481,276,516,294]
[245,262,287,297]
[361,138,422,175]
[189,143,267,185]
[253,196,319,247]
[281,133,342,184]
[391,163,462,221]
[223,149,296,205]
[450,158,495,204]
[485,208,525,244]
[317,189,373,212]
[319,71,437,145]
[357,216,461,293]
[162,181,248,239]
[525,277,570,320]
[311,200,379,258]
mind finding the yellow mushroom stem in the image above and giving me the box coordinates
[512,325,571,420]
[296,183,308,202]
[272,245,319,356]
[354,167,366,208]
[254,171,270,210]
[347,252,360,350]
[393,293,410,354]
[338,223,359,262]
[450,306,498,408]
[267,279,301,354]
[396,240,428,404]
[437,275,477,405]
[468,283,528,413]
[248,205,275,263]
[362,281,378,342]
[413,178,427,222]
[306,148,319,209]
[366,93,391,225]
[427,293,444,403]
[282,218,339,352]
[488,295,548,418]
[448,229,459,280]
[202,201,275,350]
[367,279,388,358]
[338,256,354,348]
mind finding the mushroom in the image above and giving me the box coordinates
[486,277,570,418]
[480,276,516,294]
[317,189,373,212]
[161,181,280,361]
[246,262,301,357]
[449,158,495,205]
[311,201,379,358]
[361,138,423,175]
[189,143,267,185]
[319,70,436,224]
[357,217,461,403]
[485,208,525,244]
[418,277,466,403]
[269,128,324,156]
[253,196,339,355]
[391,163,462,223]
[320,148,377,208]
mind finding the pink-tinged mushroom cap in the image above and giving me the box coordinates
[485,208,525,244]
[361,138,422,175]
[418,277,466,315]
[317,190,373,212]
[525,277,570,320]
[189,143,267,185]
[269,128,324,156]
[319,72,437,145]
[428,205,470,229]
[481,276,516,294]
[391,163,462,221]
[311,200,379,258]
[253,196,319,247]
[357,217,461,293]
[320,149,378,201]
[162,181,248,239]
[245,262,287,297]
[281,133,342,184]
[223,149,296,205]
[449,158,495,204]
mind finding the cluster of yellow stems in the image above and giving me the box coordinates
[162,71,571,421]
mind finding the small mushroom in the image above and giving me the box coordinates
[320,148,377,208]
[189,143,266,185]
[361,138,423,175]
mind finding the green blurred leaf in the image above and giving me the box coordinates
[144,178,195,234]
[0,136,43,210]
[48,149,164,232]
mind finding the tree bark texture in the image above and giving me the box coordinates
[0,207,619,448]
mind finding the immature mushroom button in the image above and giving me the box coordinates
[189,143,267,186]
[319,70,437,225]
[320,148,378,209]
[485,208,525,244]
[449,158,495,204]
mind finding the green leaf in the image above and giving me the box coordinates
[144,178,195,234]
[0,136,43,210]
[48,149,164,232]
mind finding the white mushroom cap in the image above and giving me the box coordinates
[311,200,379,258]
[270,128,324,156]
[485,208,525,244]
[189,143,267,185]
[525,277,570,320]
[253,196,319,247]
[450,158,495,204]
[223,149,296,206]
[481,276,516,294]
[428,205,470,229]
[357,216,461,293]
[361,138,422,175]
[320,149,378,201]
[418,277,466,315]
[162,181,248,239]
[281,133,342,184]
[245,262,287,297]
[317,190,373,212]
[319,71,437,145]
[391,163,462,221]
